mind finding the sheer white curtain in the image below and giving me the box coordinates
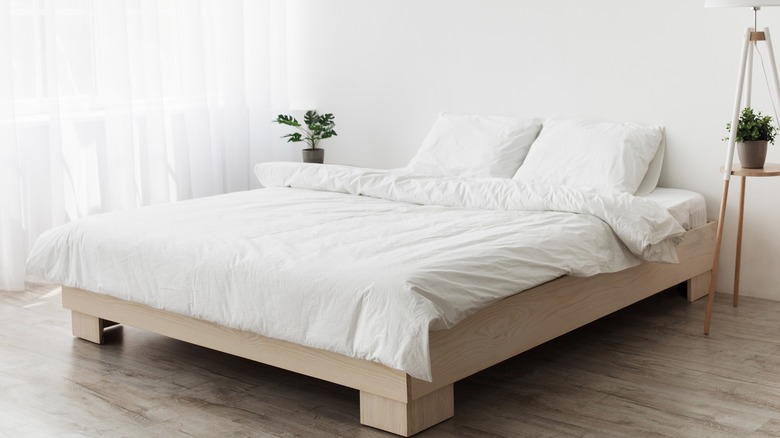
[0,0,290,291]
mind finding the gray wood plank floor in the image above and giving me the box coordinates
[2,282,779,437]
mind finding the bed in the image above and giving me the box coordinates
[27,115,717,436]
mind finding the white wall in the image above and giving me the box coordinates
[278,0,780,301]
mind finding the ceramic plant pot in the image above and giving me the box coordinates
[737,140,768,169]
[302,148,324,164]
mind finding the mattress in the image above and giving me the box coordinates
[27,164,694,381]
[642,187,707,230]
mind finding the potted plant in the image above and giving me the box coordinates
[272,110,337,163]
[724,107,777,168]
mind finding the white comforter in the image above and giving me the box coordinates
[27,163,686,380]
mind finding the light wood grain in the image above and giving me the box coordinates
[71,311,105,344]
[62,287,410,403]
[360,384,454,436]
[410,221,716,399]
[705,181,730,334]
[751,31,767,41]
[687,271,711,302]
[723,163,780,177]
[709,162,780,333]
[734,175,747,306]
[58,222,716,436]
[6,281,780,436]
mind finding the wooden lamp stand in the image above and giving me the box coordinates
[704,22,780,334]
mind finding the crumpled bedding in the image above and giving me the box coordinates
[27,163,686,381]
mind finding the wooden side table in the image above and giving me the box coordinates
[723,163,780,307]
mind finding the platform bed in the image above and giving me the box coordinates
[61,221,715,436]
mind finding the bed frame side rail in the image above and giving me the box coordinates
[410,221,716,399]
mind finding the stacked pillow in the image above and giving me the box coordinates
[513,118,664,195]
[407,114,665,195]
[407,113,542,179]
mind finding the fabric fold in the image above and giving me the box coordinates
[28,164,688,381]
[255,162,686,263]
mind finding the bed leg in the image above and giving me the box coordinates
[71,311,108,344]
[359,384,454,436]
[687,271,711,302]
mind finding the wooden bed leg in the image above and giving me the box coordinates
[71,311,107,344]
[687,271,711,302]
[360,384,454,437]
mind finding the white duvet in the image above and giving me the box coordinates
[27,163,686,380]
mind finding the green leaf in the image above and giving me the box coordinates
[273,114,301,127]
[282,132,303,143]
[272,110,337,148]
[304,110,317,127]
[724,107,777,144]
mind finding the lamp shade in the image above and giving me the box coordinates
[705,0,780,7]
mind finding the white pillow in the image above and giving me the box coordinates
[633,133,665,196]
[513,118,663,194]
[408,113,542,178]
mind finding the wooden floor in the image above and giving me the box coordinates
[2,283,780,437]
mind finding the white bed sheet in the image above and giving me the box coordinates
[27,164,691,381]
[642,187,707,230]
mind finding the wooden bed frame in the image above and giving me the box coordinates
[61,221,716,436]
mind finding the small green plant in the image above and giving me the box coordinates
[724,107,777,144]
[272,110,337,150]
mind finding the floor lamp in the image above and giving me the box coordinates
[704,0,780,334]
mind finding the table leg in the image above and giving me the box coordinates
[704,179,731,335]
[734,175,747,307]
